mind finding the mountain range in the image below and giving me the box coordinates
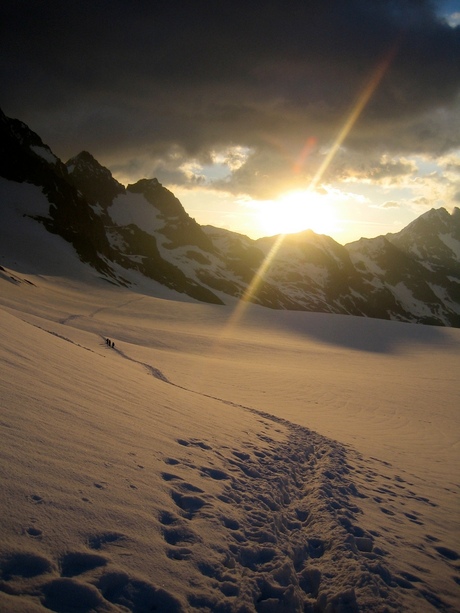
[1,108,459,327]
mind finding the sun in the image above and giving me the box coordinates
[256,190,338,237]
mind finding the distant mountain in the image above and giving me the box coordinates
[1,109,459,326]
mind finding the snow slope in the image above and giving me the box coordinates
[0,263,459,612]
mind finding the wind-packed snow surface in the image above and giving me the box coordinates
[0,261,459,611]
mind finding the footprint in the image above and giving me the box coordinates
[167,547,193,560]
[25,527,42,538]
[222,516,240,530]
[413,495,437,508]
[245,528,276,545]
[171,491,207,519]
[93,482,108,490]
[193,440,212,450]
[200,467,230,480]
[29,494,43,504]
[96,570,183,611]
[218,494,239,504]
[354,537,374,553]
[177,438,212,450]
[88,532,126,550]
[162,526,198,546]
[161,472,183,482]
[238,546,276,570]
[400,571,422,583]
[163,473,204,495]
[228,459,261,479]
[434,546,459,561]
[184,483,205,494]
[404,512,423,525]
[188,593,224,610]
[308,538,325,558]
[42,578,105,611]
[219,581,239,597]
[257,493,280,511]
[233,451,250,461]
[298,567,322,597]
[295,508,309,522]
[425,534,440,543]
[0,551,54,579]
[158,510,179,526]
[60,551,108,577]
[197,560,227,583]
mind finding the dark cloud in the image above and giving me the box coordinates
[1,0,459,194]
[445,159,460,174]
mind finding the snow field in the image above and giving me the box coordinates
[0,271,459,611]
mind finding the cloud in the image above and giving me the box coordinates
[382,201,400,209]
[445,11,460,27]
[441,155,460,175]
[327,151,418,185]
[1,0,459,198]
[412,196,431,207]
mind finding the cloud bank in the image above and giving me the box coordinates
[1,0,459,198]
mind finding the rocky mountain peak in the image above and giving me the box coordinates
[0,108,67,183]
[386,207,460,274]
[126,178,216,253]
[66,150,117,179]
[1,108,42,149]
[127,178,184,217]
[404,207,457,235]
[66,151,125,208]
[128,177,160,190]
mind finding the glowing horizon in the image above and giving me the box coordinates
[218,41,401,335]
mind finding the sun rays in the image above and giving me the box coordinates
[220,42,401,335]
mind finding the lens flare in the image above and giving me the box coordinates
[293,136,317,174]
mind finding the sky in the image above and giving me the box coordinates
[1,0,460,244]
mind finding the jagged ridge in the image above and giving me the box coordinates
[1,109,459,326]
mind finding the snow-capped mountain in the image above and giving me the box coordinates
[1,108,459,326]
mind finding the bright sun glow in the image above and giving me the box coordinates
[256,190,338,237]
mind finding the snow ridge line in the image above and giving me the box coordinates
[31,324,97,354]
